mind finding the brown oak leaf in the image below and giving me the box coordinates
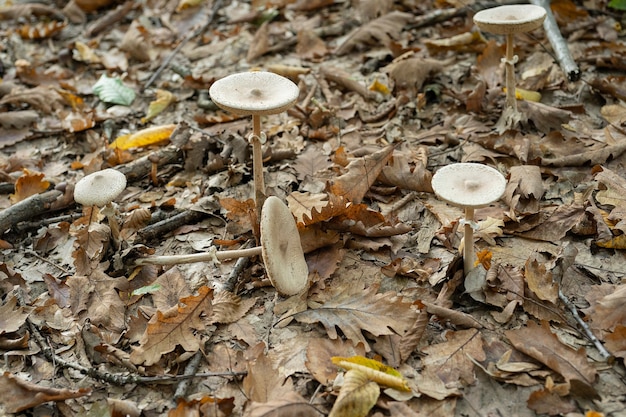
[293,282,418,351]
[130,286,214,366]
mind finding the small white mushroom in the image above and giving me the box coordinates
[136,196,309,296]
[209,72,300,221]
[473,5,546,126]
[431,163,506,274]
[74,168,127,208]
[74,168,127,244]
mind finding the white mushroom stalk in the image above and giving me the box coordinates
[136,196,309,296]
[473,5,546,123]
[209,71,300,222]
[431,163,507,275]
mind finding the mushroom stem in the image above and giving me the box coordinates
[135,246,263,266]
[463,207,475,274]
[251,114,266,223]
[504,33,517,112]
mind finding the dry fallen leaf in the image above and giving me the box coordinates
[130,286,214,366]
[505,320,597,390]
[328,145,394,204]
[328,369,380,417]
[293,282,418,351]
[9,169,50,203]
[0,372,91,413]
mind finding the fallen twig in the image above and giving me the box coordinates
[137,209,208,242]
[558,289,613,361]
[0,190,62,235]
[530,0,581,82]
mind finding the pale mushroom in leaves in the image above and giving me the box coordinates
[73,168,127,245]
[473,4,546,130]
[431,163,506,274]
[209,71,300,222]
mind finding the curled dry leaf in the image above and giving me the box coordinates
[505,320,597,390]
[334,11,414,55]
[9,169,50,203]
[331,355,410,392]
[328,145,394,204]
[0,296,30,335]
[0,372,91,413]
[328,369,380,417]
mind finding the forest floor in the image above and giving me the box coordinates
[0,0,626,416]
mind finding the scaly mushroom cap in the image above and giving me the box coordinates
[260,196,309,296]
[74,168,127,207]
[473,5,546,35]
[431,163,506,208]
[209,71,300,116]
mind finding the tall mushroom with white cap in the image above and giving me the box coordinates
[473,5,546,129]
[74,168,127,245]
[431,163,506,274]
[136,196,309,296]
[209,71,300,222]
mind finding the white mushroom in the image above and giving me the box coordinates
[209,71,300,222]
[431,163,506,274]
[259,195,309,296]
[473,5,546,127]
[74,168,127,207]
[74,168,127,244]
[136,196,309,296]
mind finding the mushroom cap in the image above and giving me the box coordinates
[431,163,506,208]
[260,196,309,296]
[74,168,127,207]
[209,71,300,116]
[473,5,546,35]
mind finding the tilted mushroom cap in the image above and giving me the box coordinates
[74,168,127,207]
[260,196,309,296]
[431,163,506,208]
[209,71,300,116]
[473,5,546,35]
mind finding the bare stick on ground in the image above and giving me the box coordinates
[530,0,581,82]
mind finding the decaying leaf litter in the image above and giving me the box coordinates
[0,0,625,415]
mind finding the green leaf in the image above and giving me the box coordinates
[608,0,626,10]
[92,74,136,106]
[131,283,162,297]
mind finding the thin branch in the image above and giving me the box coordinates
[530,0,581,82]
[558,289,613,361]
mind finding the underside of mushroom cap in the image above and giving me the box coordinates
[431,163,506,208]
[209,71,300,116]
[260,196,309,296]
[473,5,546,35]
[74,168,127,207]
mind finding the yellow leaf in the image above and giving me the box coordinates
[176,0,203,12]
[596,234,626,249]
[329,370,379,417]
[110,124,176,150]
[504,87,542,102]
[141,89,175,123]
[368,78,390,95]
[331,355,410,392]
[475,249,492,270]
